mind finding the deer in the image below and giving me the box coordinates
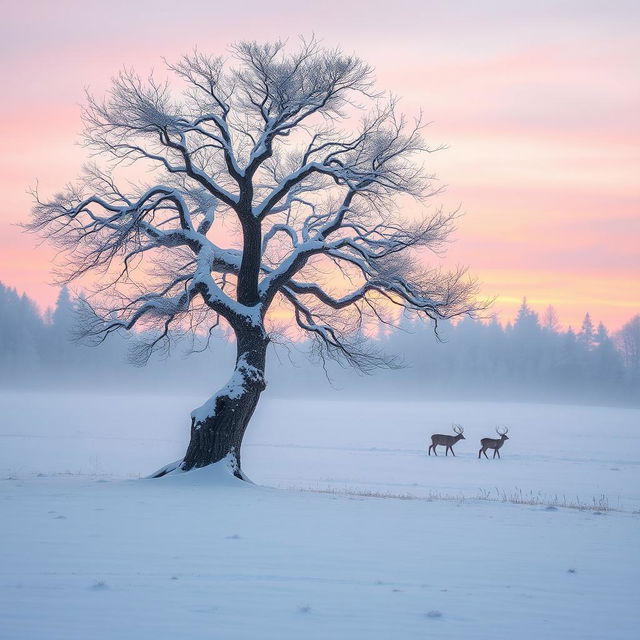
[428,424,465,456]
[479,426,509,459]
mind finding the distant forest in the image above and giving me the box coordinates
[1,281,638,406]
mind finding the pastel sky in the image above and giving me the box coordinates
[1,0,638,330]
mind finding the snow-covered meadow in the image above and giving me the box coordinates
[1,391,639,639]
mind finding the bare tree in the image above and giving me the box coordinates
[617,314,640,380]
[28,39,481,478]
[542,305,560,332]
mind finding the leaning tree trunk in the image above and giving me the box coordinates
[154,330,267,479]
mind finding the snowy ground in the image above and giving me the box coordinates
[1,391,639,639]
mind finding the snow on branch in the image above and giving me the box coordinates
[29,39,484,368]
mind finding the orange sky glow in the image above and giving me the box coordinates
[0,0,638,331]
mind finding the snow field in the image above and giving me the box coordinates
[2,392,638,509]
[1,391,639,639]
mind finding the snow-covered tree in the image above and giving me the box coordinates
[28,40,479,477]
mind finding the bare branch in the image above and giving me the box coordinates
[29,39,484,368]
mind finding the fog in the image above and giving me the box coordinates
[2,281,640,640]
[1,282,638,407]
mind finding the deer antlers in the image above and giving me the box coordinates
[496,426,509,436]
[453,424,464,435]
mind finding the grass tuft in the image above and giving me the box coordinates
[476,487,613,512]
[299,486,615,512]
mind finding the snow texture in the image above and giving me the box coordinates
[191,355,265,425]
[1,392,639,639]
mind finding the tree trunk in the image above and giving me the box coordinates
[153,329,267,479]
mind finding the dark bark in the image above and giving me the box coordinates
[181,383,263,477]
[154,328,267,479]
[236,183,262,307]
[152,181,269,480]
[237,216,262,306]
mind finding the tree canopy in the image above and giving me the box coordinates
[29,39,478,371]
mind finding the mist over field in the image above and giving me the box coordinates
[2,386,640,639]
[2,282,639,407]
[2,280,639,638]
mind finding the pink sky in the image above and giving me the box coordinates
[1,0,638,330]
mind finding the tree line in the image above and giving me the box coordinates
[379,299,639,406]
[0,282,638,406]
[0,282,235,391]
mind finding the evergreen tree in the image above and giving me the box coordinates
[49,285,79,368]
[0,283,46,380]
[0,279,638,405]
[510,298,542,381]
[578,313,595,350]
[514,298,540,333]
[51,286,75,333]
[593,322,624,398]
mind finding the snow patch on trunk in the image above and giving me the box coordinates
[191,354,265,426]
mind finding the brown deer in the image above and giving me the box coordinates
[428,424,465,456]
[479,426,509,459]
